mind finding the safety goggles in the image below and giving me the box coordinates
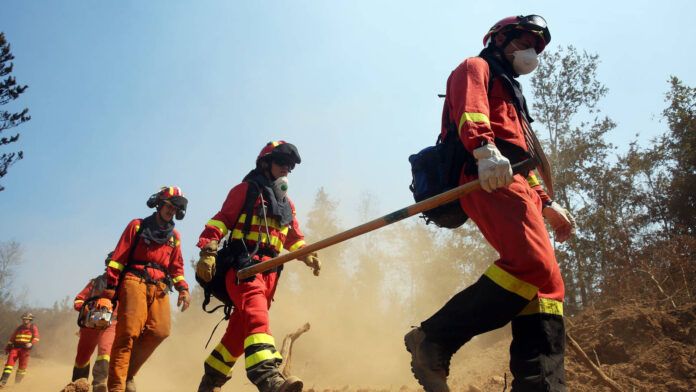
[518,15,550,45]
[272,156,296,171]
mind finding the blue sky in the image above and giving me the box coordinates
[1,1,694,306]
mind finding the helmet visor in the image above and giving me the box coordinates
[519,15,551,48]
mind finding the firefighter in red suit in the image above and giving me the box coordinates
[195,141,321,392]
[100,186,191,392]
[1,313,39,387]
[405,15,576,392]
[71,254,118,392]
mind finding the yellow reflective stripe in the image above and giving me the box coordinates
[174,239,181,247]
[214,343,237,363]
[135,224,140,231]
[230,230,283,251]
[458,112,490,133]
[74,300,85,304]
[527,173,540,187]
[237,214,284,231]
[484,264,538,300]
[207,219,229,236]
[205,355,233,376]
[287,240,305,252]
[96,354,110,362]
[75,360,91,368]
[108,260,125,271]
[16,369,26,374]
[519,298,564,316]
[244,349,282,369]
[244,333,276,348]
[15,334,32,338]
[172,275,185,284]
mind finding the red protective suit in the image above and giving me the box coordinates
[443,56,563,303]
[197,180,305,389]
[105,219,188,292]
[72,275,117,389]
[2,322,39,385]
[418,53,566,391]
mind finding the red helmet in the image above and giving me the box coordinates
[146,186,188,220]
[257,141,302,167]
[483,14,551,53]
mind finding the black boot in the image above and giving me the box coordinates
[92,359,109,392]
[256,373,303,392]
[404,328,451,392]
[72,363,90,382]
[0,371,10,387]
[197,371,231,392]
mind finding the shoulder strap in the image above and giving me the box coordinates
[241,181,261,237]
[111,222,145,301]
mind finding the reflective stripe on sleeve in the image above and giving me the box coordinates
[207,219,229,236]
[484,264,538,301]
[172,275,185,284]
[108,260,125,271]
[287,240,305,252]
[527,173,541,187]
[458,112,491,134]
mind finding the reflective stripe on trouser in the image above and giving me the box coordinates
[421,276,566,391]
[108,277,171,392]
[202,268,281,387]
[74,321,117,379]
[3,348,30,375]
[244,333,283,385]
[459,174,564,301]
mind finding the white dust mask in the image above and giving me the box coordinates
[512,48,539,75]
[272,176,289,200]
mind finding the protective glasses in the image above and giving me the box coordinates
[272,156,296,171]
[518,15,550,44]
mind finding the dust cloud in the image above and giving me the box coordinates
[6,210,510,391]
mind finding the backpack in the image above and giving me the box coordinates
[408,124,471,228]
[196,182,261,318]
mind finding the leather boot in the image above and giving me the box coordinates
[14,371,25,384]
[256,373,303,392]
[72,364,90,382]
[92,359,109,392]
[197,371,231,392]
[125,377,137,392]
[0,371,9,387]
[404,328,451,392]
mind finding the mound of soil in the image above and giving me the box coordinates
[59,378,89,392]
[566,301,696,392]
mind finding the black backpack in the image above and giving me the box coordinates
[196,182,261,318]
[409,124,472,228]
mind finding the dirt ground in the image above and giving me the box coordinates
[2,301,694,392]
